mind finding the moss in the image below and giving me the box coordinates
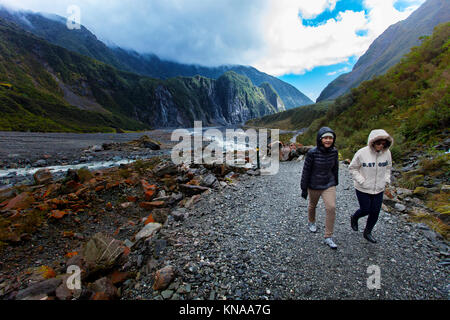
[77,167,94,183]
[399,174,425,189]
[133,157,162,173]
[413,186,428,197]
[118,168,131,179]
[408,209,449,240]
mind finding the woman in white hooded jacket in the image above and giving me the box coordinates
[348,129,393,243]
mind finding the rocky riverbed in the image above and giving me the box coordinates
[0,147,448,300]
[0,130,176,170]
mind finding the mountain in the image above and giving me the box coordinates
[0,18,284,132]
[0,7,313,109]
[317,0,450,102]
[301,22,449,160]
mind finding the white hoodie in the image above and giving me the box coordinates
[348,129,393,195]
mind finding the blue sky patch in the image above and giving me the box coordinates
[278,56,359,102]
[356,29,368,37]
[393,0,422,12]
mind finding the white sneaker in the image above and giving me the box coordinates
[324,237,337,249]
[308,223,317,233]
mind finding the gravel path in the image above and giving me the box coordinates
[129,160,449,300]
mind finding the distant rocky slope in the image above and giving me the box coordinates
[317,0,450,102]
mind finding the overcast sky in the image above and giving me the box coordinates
[0,0,426,100]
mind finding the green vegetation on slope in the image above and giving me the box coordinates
[0,17,283,132]
[245,100,332,131]
[0,19,150,132]
[298,22,450,160]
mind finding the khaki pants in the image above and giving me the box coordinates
[308,186,336,238]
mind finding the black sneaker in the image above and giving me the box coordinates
[350,214,358,231]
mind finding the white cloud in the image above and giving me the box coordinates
[327,66,350,76]
[296,0,339,19]
[0,0,425,74]
[0,0,267,66]
[253,0,425,75]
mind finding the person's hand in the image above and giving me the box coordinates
[301,189,308,200]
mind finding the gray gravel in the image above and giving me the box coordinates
[126,160,449,300]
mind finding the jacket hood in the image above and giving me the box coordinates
[367,129,394,152]
[316,127,336,150]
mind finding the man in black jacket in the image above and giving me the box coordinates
[300,127,339,249]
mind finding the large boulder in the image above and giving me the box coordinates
[3,192,35,210]
[33,169,53,185]
[66,233,129,280]
[200,174,218,188]
[15,278,62,300]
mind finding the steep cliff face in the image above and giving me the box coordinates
[141,72,285,128]
[317,0,450,102]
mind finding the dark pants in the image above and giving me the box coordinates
[353,189,384,234]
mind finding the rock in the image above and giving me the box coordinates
[395,203,407,212]
[55,275,78,300]
[65,169,80,182]
[109,271,131,285]
[296,146,313,155]
[382,198,399,208]
[139,201,166,209]
[413,187,428,197]
[441,185,450,193]
[224,172,236,180]
[153,162,178,177]
[152,208,170,224]
[4,192,35,210]
[55,283,74,300]
[154,239,167,258]
[153,266,175,291]
[0,185,15,201]
[23,266,57,284]
[396,188,414,199]
[171,209,186,222]
[91,145,103,152]
[246,169,260,176]
[89,277,118,300]
[170,192,183,201]
[179,184,210,196]
[201,174,218,188]
[161,289,174,299]
[33,159,47,167]
[134,223,162,242]
[15,278,62,300]
[128,135,161,150]
[120,202,134,209]
[80,233,129,277]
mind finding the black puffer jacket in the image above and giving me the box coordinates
[301,127,339,191]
